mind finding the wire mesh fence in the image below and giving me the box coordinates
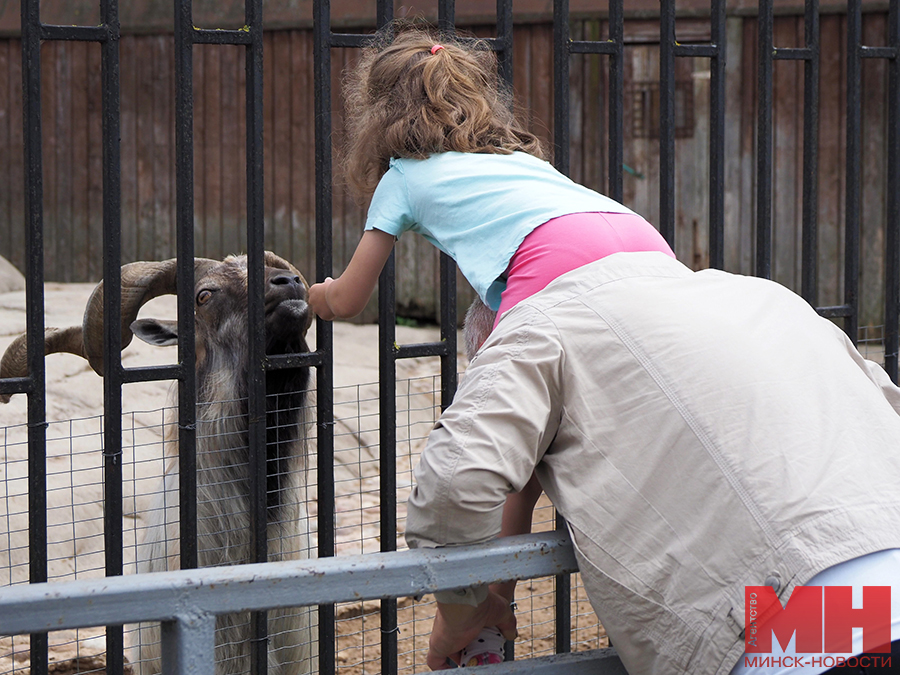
[0,364,625,674]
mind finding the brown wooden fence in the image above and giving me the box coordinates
[0,9,894,324]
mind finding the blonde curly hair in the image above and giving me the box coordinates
[342,22,545,202]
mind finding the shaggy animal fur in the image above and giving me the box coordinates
[127,255,317,675]
[0,253,317,675]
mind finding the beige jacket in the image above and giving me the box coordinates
[406,252,900,675]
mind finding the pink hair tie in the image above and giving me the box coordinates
[430,44,445,55]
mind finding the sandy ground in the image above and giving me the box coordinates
[0,280,605,675]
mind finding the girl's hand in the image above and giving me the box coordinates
[426,592,517,670]
[309,277,336,321]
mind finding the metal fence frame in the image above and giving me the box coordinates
[1,1,899,674]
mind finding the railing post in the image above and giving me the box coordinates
[160,614,217,675]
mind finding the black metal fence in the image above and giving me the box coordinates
[1,1,898,674]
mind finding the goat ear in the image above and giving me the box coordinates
[130,319,179,347]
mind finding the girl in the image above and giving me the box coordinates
[308,23,675,667]
[309,28,673,329]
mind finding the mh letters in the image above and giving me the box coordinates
[745,585,891,654]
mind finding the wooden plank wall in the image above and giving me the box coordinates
[564,13,891,327]
[0,13,893,325]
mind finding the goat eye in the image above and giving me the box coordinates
[197,289,213,305]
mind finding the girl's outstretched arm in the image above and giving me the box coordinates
[309,229,396,320]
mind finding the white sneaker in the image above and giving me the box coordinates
[461,626,506,667]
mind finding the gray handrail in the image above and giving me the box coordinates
[0,532,630,673]
[1,533,577,635]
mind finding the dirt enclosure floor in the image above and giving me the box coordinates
[0,282,607,675]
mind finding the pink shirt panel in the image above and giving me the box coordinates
[495,212,676,326]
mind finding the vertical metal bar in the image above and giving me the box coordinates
[21,1,48,673]
[312,1,336,672]
[438,0,456,35]
[497,4,513,659]
[246,0,266,568]
[160,615,217,675]
[757,0,774,279]
[608,0,624,203]
[378,255,399,675]
[846,0,862,342]
[886,0,900,382]
[100,2,125,673]
[376,7,400,673]
[496,0,514,87]
[709,0,727,269]
[377,0,394,27]
[659,0,677,250]
[801,0,820,304]
[173,0,199,575]
[551,0,572,655]
[245,0,268,672]
[553,0,570,176]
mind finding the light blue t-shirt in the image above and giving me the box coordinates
[364,151,635,310]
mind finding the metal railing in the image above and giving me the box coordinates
[0,533,629,674]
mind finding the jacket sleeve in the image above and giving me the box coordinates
[405,307,564,555]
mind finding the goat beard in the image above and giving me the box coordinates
[192,328,311,528]
[264,365,311,513]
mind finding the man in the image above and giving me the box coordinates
[405,253,900,674]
